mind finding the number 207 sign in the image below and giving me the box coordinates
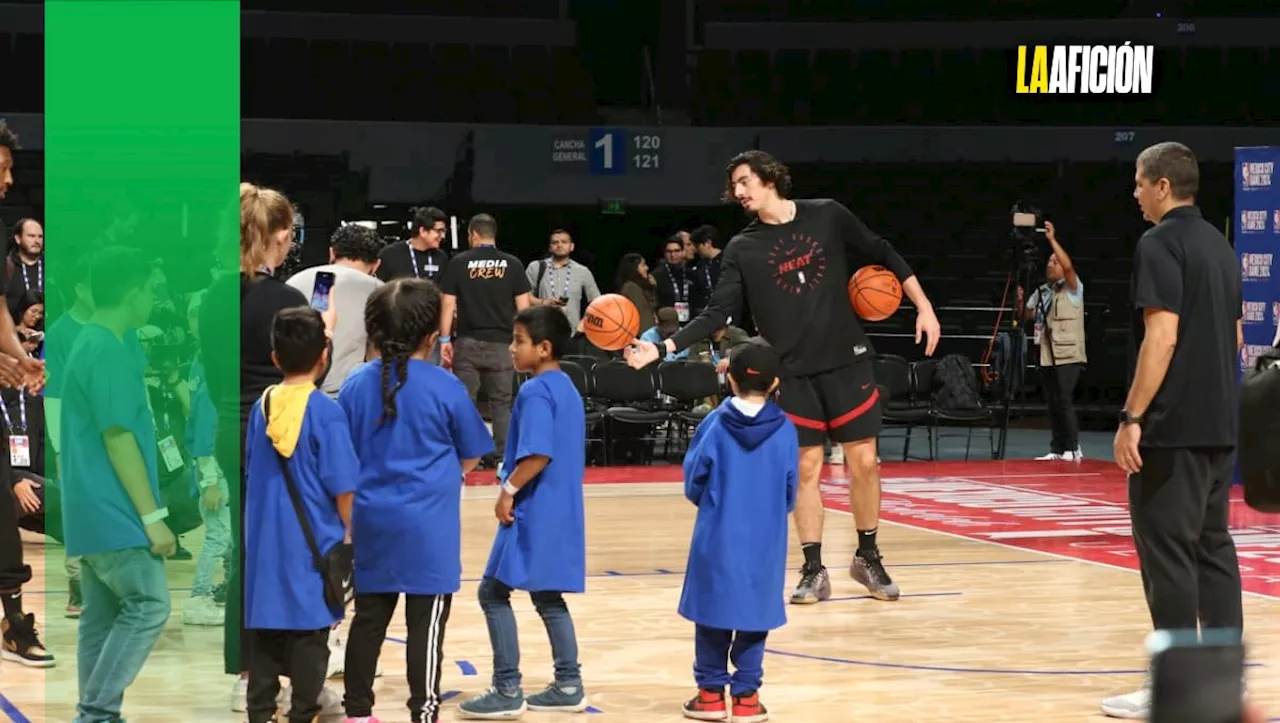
[587,129,663,175]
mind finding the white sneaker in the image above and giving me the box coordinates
[326,627,383,679]
[1099,683,1149,718]
[230,677,248,713]
[826,445,845,465]
[1073,445,1084,461]
[1035,452,1064,460]
[277,684,345,720]
[182,595,225,626]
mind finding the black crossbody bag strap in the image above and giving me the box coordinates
[263,390,326,573]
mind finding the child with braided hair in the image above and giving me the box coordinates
[337,278,494,723]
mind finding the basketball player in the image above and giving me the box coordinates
[626,150,941,604]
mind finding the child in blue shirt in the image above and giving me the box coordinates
[678,339,798,723]
[457,305,588,720]
[338,278,493,723]
[243,306,358,723]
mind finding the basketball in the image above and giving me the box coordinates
[849,265,902,321]
[583,293,641,351]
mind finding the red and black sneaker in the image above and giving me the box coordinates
[682,688,727,721]
[732,690,769,723]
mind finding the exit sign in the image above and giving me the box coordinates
[600,198,627,216]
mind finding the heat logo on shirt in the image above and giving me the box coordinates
[1242,253,1273,280]
[768,234,827,295]
[1242,301,1266,324]
[1242,162,1273,190]
[467,258,508,280]
[1241,210,1268,233]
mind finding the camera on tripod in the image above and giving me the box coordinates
[1010,201,1046,271]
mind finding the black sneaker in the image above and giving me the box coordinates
[850,550,900,601]
[788,565,831,604]
[2,614,56,668]
[170,542,193,561]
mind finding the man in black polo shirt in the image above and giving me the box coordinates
[1101,141,1244,718]
[439,214,531,468]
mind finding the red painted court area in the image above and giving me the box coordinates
[466,459,1280,599]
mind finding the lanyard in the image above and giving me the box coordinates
[1,393,27,433]
[20,260,42,292]
[670,264,690,302]
[702,259,715,292]
[407,242,422,278]
[549,262,573,299]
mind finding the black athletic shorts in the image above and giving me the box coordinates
[777,359,882,448]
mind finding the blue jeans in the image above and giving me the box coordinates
[477,576,581,692]
[76,547,172,723]
[191,477,232,597]
[694,625,767,696]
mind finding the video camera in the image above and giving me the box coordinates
[1010,201,1046,271]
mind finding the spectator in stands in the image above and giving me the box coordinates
[641,308,689,362]
[689,322,751,373]
[614,253,657,332]
[690,225,723,317]
[201,182,338,713]
[1017,221,1086,461]
[6,219,43,321]
[439,213,532,472]
[655,233,698,325]
[287,224,384,397]
[525,228,601,334]
[379,206,450,284]
[679,229,696,263]
[13,289,42,358]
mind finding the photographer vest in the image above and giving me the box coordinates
[1037,281,1087,366]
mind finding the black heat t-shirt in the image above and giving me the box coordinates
[377,241,450,284]
[441,245,531,343]
[1130,206,1241,449]
[671,198,914,377]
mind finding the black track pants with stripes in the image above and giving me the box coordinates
[343,592,454,723]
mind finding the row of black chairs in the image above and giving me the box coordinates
[874,354,1006,462]
[517,357,723,465]
[517,353,1005,465]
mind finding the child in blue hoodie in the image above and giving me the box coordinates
[678,339,797,723]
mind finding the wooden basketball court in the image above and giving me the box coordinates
[4,459,1279,722]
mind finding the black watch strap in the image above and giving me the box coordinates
[1119,410,1143,426]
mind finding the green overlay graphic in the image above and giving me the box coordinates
[44,1,239,717]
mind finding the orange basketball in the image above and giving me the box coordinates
[849,265,902,322]
[583,293,641,351]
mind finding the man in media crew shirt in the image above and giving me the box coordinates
[377,206,450,284]
[1101,141,1245,719]
[525,228,601,333]
[1017,221,1087,462]
[439,214,531,470]
[654,232,699,325]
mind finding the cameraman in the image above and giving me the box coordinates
[1017,221,1087,461]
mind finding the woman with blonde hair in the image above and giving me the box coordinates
[200,182,336,713]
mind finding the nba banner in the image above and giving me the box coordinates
[1236,146,1280,372]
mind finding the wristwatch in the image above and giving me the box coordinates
[1119,410,1144,426]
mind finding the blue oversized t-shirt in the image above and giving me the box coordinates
[339,359,493,595]
[483,370,586,593]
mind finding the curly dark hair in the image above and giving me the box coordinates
[364,277,442,424]
[329,224,382,264]
[0,120,20,153]
[721,150,792,203]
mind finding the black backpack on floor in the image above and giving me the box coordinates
[1240,349,1280,513]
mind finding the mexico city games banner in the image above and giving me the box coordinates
[1236,146,1280,374]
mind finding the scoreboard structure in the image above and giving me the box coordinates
[550,128,664,176]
